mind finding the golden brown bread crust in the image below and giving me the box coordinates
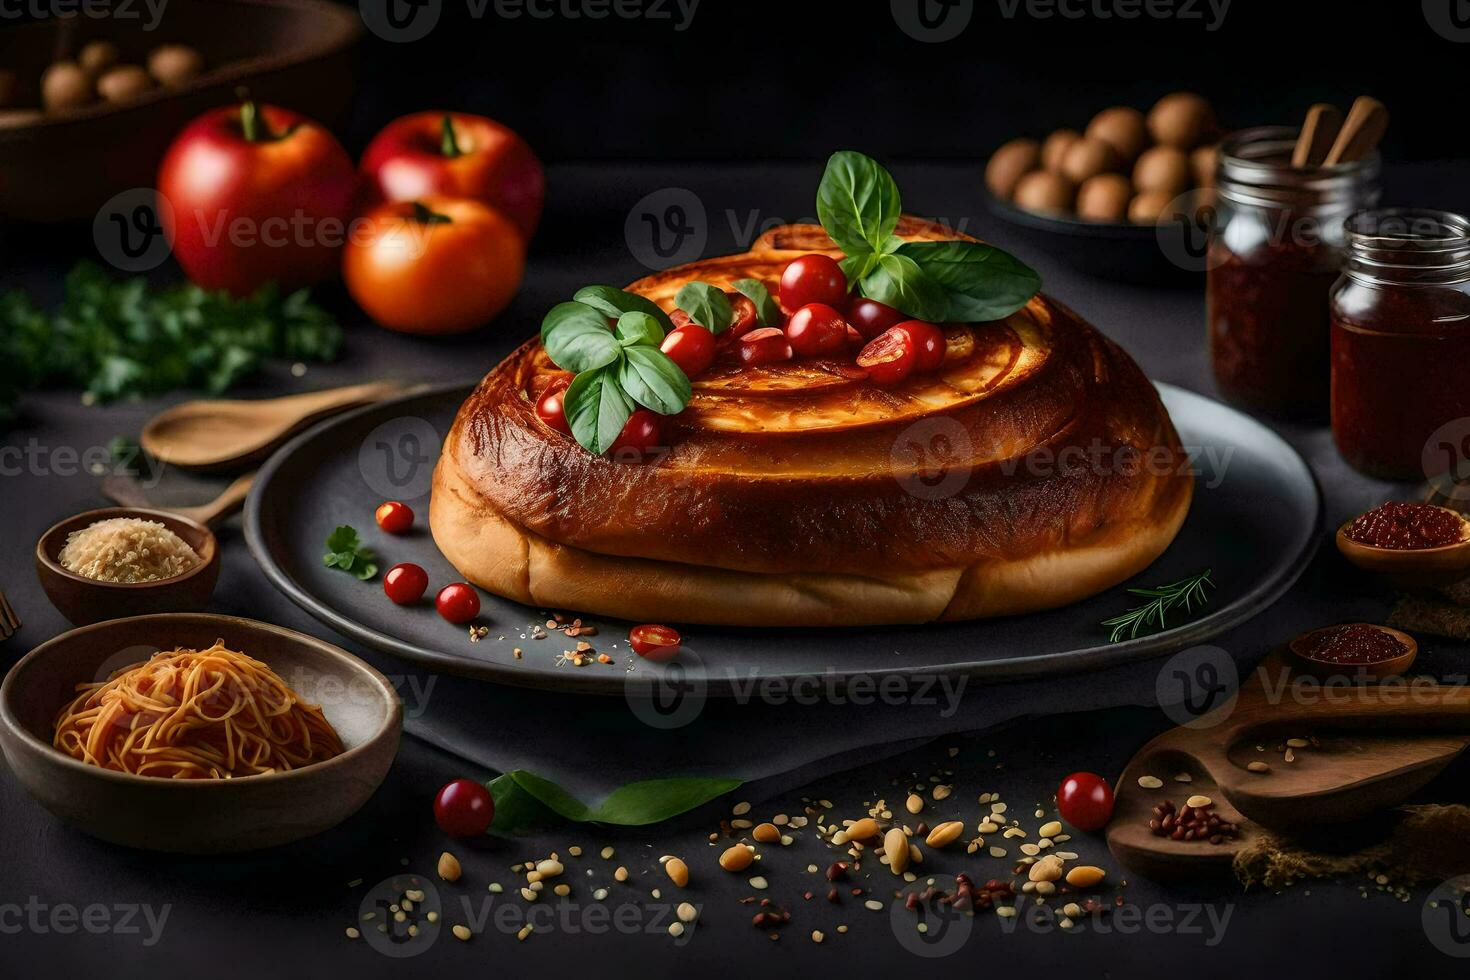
[431,219,1193,625]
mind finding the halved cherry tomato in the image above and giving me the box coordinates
[779,254,847,314]
[739,327,794,367]
[535,377,572,435]
[856,326,916,386]
[660,323,716,378]
[670,308,692,329]
[375,500,414,534]
[727,292,760,338]
[434,778,496,837]
[785,303,849,357]
[436,582,480,623]
[383,562,429,604]
[630,624,681,661]
[610,408,664,457]
[895,320,946,372]
[847,297,907,339]
[1057,772,1115,831]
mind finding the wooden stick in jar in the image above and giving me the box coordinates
[1292,103,1342,168]
[1323,96,1389,166]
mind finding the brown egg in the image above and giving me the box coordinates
[1076,173,1132,222]
[1128,190,1181,224]
[1041,129,1081,174]
[1085,107,1148,164]
[0,69,16,108]
[1190,144,1219,189]
[148,44,205,86]
[41,61,93,112]
[1147,92,1215,150]
[1132,145,1190,196]
[96,64,154,104]
[79,40,121,76]
[985,138,1042,200]
[1059,137,1120,185]
[1013,170,1075,215]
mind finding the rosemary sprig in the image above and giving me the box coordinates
[1100,569,1214,643]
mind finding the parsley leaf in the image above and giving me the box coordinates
[322,525,379,581]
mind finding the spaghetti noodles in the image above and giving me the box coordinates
[53,641,344,779]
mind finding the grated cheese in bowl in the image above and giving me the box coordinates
[58,517,201,584]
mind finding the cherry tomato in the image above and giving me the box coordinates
[660,324,717,378]
[1056,772,1115,831]
[785,303,849,357]
[434,778,496,837]
[856,326,917,386]
[375,500,415,534]
[670,308,692,329]
[610,409,664,457]
[630,624,682,661]
[779,254,847,314]
[739,327,794,367]
[383,562,429,605]
[727,292,760,337]
[535,377,572,435]
[436,582,481,624]
[895,320,946,372]
[846,297,906,339]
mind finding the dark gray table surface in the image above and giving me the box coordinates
[3,161,1469,977]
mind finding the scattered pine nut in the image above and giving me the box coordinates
[1185,795,1213,809]
[884,828,911,874]
[905,794,924,814]
[753,823,781,843]
[720,844,755,872]
[1247,761,1271,773]
[1137,775,1164,789]
[437,852,462,882]
[665,857,690,887]
[452,925,472,941]
[1066,866,1106,888]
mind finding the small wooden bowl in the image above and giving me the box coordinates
[35,508,221,625]
[1287,623,1418,678]
[1335,509,1470,589]
[0,613,401,853]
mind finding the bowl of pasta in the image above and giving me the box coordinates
[0,613,401,852]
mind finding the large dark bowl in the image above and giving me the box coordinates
[0,613,401,852]
[0,0,360,221]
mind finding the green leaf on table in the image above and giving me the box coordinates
[897,240,1042,322]
[564,363,635,454]
[614,311,666,349]
[857,252,949,322]
[730,278,780,327]
[816,150,902,258]
[619,345,691,415]
[673,281,734,333]
[540,301,622,374]
[486,770,743,836]
[322,525,378,581]
[572,285,675,334]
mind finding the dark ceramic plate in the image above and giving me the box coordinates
[245,383,1321,696]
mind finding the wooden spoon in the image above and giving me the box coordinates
[1292,103,1342,168]
[140,381,410,471]
[101,472,256,530]
[1322,96,1389,166]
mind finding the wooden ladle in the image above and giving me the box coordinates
[101,472,256,530]
[140,381,410,471]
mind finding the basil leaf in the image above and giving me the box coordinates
[486,770,743,836]
[541,301,622,374]
[673,281,733,333]
[614,311,666,349]
[564,362,634,454]
[859,253,949,322]
[816,150,902,257]
[839,252,881,287]
[898,240,1042,322]
[572,285,674,334]
[619,345,691,415]
[730,278,780,327]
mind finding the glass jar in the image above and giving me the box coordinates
[1330,209,1470,479]
[1206,127,1380,420]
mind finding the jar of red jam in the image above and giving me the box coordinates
[1207,127,1380,420]
[1330,209,1470,479]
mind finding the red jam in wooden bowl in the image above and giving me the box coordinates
[1344,501,1467,550]
[1298,624,1408,665]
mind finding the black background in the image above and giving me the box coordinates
[340,0,1467,163]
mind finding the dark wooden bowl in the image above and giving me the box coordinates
[0,0,360,221]
[1287,623,1419,679]
[1335,510,1470,589]
[0,613,401,852]
[35,507,221,624]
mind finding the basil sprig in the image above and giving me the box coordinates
[731,278,780,327]
[486,770,743,836]
[816,150,1041,323]
[540,287,690,454]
